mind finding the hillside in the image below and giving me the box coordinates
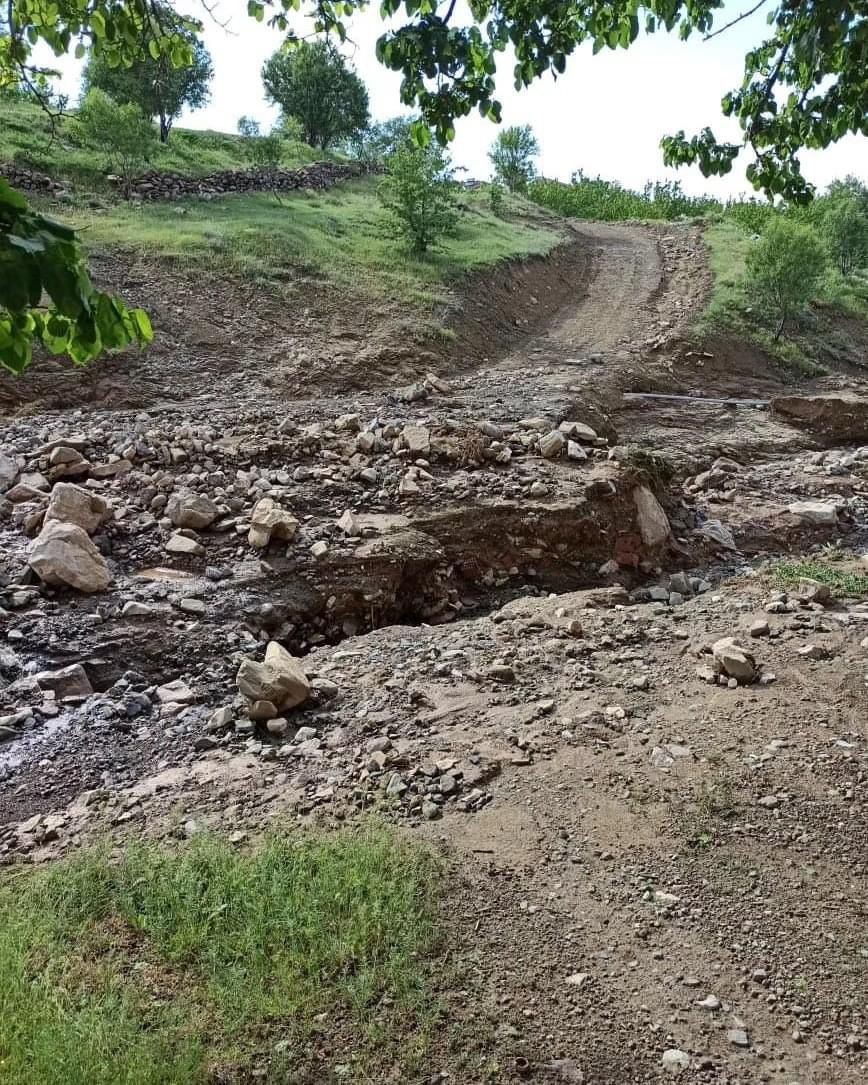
[0,96,326,187]
[2,101,868,1085]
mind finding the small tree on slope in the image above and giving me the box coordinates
[379,142,458,254]
[745,218,826,341]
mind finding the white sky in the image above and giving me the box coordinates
[45,1,867,197]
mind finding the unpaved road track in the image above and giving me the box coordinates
[1,222,867,1083]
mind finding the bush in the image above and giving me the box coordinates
[744,217,827,340]
[76,88,156,197]
[489,181,505,216]
[379,141,458,253]
[489,124,539,193]
[527,171,718,221]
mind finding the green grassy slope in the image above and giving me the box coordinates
[0,96,324,188]
[76,178,562,304]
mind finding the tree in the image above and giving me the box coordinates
[1,2,864,374]
[262,40,369,150]
[82,5,211,143]
[346,116,416,164]
[76,88,158,198]
[744,218,827,341]
[379,142,458,253]
[822,197,868,277]
[489,125,539,192]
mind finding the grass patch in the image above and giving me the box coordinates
[775,559,868,597]
[73,178,561,303]
[0,96,325,190]
[0,828,442,1084]
[699,221,829,376]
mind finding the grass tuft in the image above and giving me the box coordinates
[775,559,868,597]
[0,828,441,1084]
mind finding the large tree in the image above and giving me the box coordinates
[1,1,866,373]
[262,40,369,150]
[81,4,212,143]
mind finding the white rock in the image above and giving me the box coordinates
[44,482,110,534]
[567,440,588,461]
[29,521,111,592]
[236,641,311,711]
[712,636,756,683]
[402,424,431,454]
[156,678,195,704]
[0,451,19,491]
[248,497,299,548]
[166,532,204,556]
[693,519,737,549]
[558,420,597,442]
[337,509,360,535]
[788,500,838,525]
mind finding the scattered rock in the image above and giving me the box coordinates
[167,491,219,530]
[236,640,311,711]
[29,521,112,592]
[788,500,838,526]
[711,637,756,684]
[633,485,670,547]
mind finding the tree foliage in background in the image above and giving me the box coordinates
[81,4,212,143]
[379,143,458,254]
[76,88,157,197]
[0,179,152,373]
[489,125,539,193]
[744,218,827,341]
[822,196,868,277]
[262,40,369,151]
[345,116,416,165]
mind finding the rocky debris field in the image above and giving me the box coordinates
[1,220,867,1084]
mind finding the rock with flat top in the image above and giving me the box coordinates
[167,491,219,530]
[36,663,93,701]
[236,640,311,711]
[558,420,597,442]
[29,521,111,592]
[402,424,430,454]
[788,500,838,525]
[44,482,110,534]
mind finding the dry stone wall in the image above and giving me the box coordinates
[1,160,380,201]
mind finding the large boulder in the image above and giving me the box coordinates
[236,641,310,710]
[248,497,299,549]
[44,482,110,534]
[167,491,219,530]
[788,501,838,526]
[633,485,670,548]
[29,521,111,592]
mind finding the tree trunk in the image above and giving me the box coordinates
[159,114,171,144]
[773,311,786,342]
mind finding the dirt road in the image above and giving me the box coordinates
[1,221,867,1083]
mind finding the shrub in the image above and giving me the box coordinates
[744,217,826,340]
[489,125,539,192]
[379,141,458,253]
[76,88,156,197]
[489,181,505,216]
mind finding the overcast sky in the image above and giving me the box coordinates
[47,1,867,197]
